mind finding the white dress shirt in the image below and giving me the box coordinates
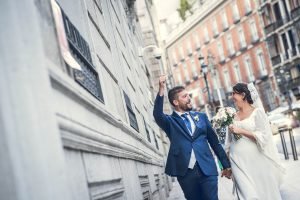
[175,111,197,169]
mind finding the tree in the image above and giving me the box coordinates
[177,0,194,21]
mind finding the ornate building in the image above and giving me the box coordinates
[164,0,279,112]
[1,0,170,199]
[259,0,300,100]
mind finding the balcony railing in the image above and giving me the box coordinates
[195,43,201,50]
[213,30,219,38]
[259,69,268,78]
[280,52,289,61]
[291,6,300,20]
[185,78,191,85]
[204,37,210,44]
[218,55,225,64]
[271,54,281,66]
[289,48,297,58]
[291,76,300,88]
[251,36,260,44]
[245,6,252,16]
[239,41,247,51]
[187,49,193,56]
[233,14,240,24]
[275,16,291,29]
[227,49,236,58]
[222,23,229,32]
[193,73,198,80]
[264,22,275,35]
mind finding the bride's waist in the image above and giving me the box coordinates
[230,137,257,152]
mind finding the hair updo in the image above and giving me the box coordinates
[232,83,254,104]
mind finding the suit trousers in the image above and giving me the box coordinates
[177,162,218,200]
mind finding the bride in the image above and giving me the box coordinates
[225,83,284,200]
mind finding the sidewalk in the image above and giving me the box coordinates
[167,176,233,200]
[167,156,300,200]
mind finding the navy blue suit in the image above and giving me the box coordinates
[153,94,230,200]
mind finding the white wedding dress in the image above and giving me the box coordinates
[225,108,284,200]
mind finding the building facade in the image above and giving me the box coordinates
[259,0,300,100]
[1,0,170,199]
[164,0,279,112]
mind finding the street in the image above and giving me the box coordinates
[167,128,300,200]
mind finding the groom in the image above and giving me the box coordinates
[153,75,231,200]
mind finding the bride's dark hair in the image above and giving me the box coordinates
[232,83,254,104]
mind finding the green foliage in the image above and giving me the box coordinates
[177,0,194,21]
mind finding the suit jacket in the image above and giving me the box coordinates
[153,94,230,177]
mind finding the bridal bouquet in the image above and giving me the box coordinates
[212,107,241,141]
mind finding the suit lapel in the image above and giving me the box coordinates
[189,112,206,139]
[171,112,193,141]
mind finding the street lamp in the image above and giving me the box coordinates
[198,55,213,119]
[198,55,212,103]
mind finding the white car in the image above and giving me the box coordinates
[267,113,291,134]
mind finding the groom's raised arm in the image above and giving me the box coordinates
[204,114,231,169]
[153,75,170,135]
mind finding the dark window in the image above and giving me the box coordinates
[61,10,103,102]
[123,92,139,132]
[143,117,151,142]
[153,131,159,150]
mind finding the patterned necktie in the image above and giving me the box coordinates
[181,113,192,134]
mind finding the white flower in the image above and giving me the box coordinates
[193,115,199,122]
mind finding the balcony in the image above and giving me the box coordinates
[218,55,226,64]
[289,48,297,58]
[185,78,191,85]
[204,37,210,44]
[274,16,291,30]
[195,43,201,50]
[251,36,260,44]
[259,69,268,79]
[173,61,178,67]
[213,30,219,38]
[271,54,281,66]
[180,56,185,62]
[245,6,252,16]
[227,49,236,58]
[193,73,199,80]
[187,49,193,57]
[239,41,247,52]
[264,22,275,35]
[233,15,240,24]
[291,6,300,20]
[223,23,229,32]
[280,52,289,61]
[291,76,300,89]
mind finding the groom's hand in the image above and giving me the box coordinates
[158,75,167,96]
[221,168,232,179]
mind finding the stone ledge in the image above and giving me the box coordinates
[58,112,163,166]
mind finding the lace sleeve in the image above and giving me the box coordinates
[252,108,272,150]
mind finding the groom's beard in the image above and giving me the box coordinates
[179,102,193,112]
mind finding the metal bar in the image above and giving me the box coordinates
[279,129,289,160]
[289,128,298,160]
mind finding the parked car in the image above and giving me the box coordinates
[267,113,291,135]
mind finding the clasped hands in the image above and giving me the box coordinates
[221,168,232,179]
